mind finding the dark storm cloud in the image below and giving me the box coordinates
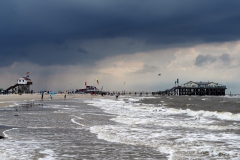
[1,0,240,66]
[77,48,88,54]
[195,53,232,67]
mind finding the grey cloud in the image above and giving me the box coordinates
[219,53,231,65]
[77,48,88,54]
[135,64,158,74]
[194,54,217,66]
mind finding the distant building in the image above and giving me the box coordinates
[17,77,32,85]
[153,81,227,96]
[76,86,98,93]
[4,77,33,94]
[181,81,226,88]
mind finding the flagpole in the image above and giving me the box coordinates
[158,74,161,92]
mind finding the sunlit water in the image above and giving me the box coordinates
[0,95,240,159]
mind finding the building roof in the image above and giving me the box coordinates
[18,77,31,81]
[184,81,217,85]
[194,82,216,85]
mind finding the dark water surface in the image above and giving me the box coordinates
[140,95,240,113]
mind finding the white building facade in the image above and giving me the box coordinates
[181,81,223,88]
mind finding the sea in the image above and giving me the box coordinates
[0,95,240,160]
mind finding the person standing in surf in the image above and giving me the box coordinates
[116,93,119,99]
[41,92,44,101]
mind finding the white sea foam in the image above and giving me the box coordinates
[0,139,57,160]
[165,108,240,121]
[128,98,140,102]
[86,96,240,159]
[70,115,84,119]
[223,95,240,98]
[86,97,240,122]
[71,118,84,126]
[90,124,240,160]
[38,149,55,160]
[3,128,18,138]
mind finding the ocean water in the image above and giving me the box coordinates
[0,95,240,159]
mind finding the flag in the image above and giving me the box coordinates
[96,79,99,84]
[85,81,87,86]
[26,72,30,78]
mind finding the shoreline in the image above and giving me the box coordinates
[0,93,237,138]
[0,126,12,138]
[0,93,106,138]
[0,93,99,102]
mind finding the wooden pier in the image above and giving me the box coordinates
[103,81,227,96]
[152,86,226,96]
[75,81,226,96]
[153,81,227,96]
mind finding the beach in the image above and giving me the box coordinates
[0,94,240,159]
[0,93,94,103]
[0,94,97,138]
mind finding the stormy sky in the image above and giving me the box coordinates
[1,0,240,93]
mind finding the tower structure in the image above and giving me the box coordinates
[17,77,33,93]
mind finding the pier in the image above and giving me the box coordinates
[67,81,227,96]
[96,81,227,96]
[153,81,227,96]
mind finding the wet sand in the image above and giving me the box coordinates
[0,93,105,138]
[0,93,104,109]
[0,103,14,108]
[0,93,96,102]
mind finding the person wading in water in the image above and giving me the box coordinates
[41,92,44,101]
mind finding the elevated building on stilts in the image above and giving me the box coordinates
[5,76,33,94]
[153,81,227,96]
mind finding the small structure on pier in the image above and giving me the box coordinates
[181,81,219,88]
[76,86,98,93]
[153,81,227,96]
